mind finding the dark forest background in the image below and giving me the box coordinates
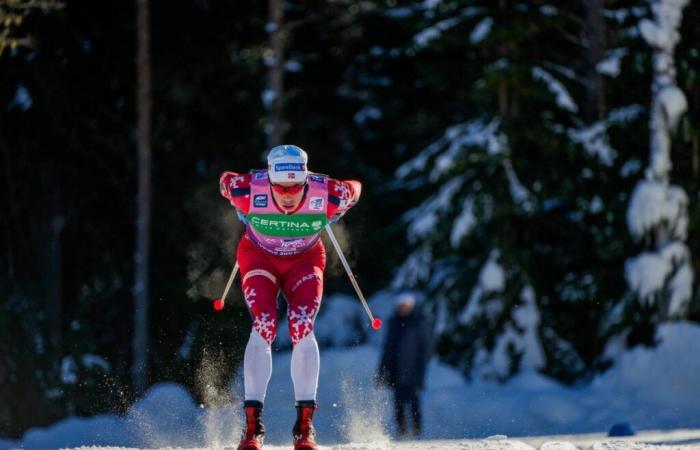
[1,0,698,439]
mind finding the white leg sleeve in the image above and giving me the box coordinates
[244,329,272,402]
[290,332,320,401]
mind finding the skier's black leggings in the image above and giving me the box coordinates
[394,386,421,435]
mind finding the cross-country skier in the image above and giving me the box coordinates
[219,145,362,450]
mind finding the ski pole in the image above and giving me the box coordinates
[213,261,239,311]
[324,224,382,330]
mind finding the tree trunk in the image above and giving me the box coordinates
[132,0,152,395]
[266,0,286,148]
[693,132,699,187]
[692,85,699,188]
[626,0,692,321]
[583,0,606,122]
[2,146,17,281]
[28,169,65,375]
[45,202,64,367]
[497,0,509,120]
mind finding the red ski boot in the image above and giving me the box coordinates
[237,401,265,450]
[292,401,318,450]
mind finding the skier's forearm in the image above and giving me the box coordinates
[219,171,251,213]
[219,171,238,199]
[327,179,362,221]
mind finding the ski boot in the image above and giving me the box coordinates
[292,400,318,450]
[237,401,265,450]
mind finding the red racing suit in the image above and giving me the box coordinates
[220,170,361,345]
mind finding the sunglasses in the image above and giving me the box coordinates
[270,183,306,195]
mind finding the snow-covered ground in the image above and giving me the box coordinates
[3,292,700,449]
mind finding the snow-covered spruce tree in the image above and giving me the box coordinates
[390,112,595,381]
[675,1,700,319]
[374,0,608,382]
[351,0,657,382]
[622,0,693,330]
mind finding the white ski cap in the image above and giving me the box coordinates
[266,145,309,183]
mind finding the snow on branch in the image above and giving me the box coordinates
[471,282,545,379]
[385,7,415,19]
[395,138,445,179]
[604,7,647,23]
[412,7,484,48]
[469,17,493,44]
[625,242,693,317]
[569,122,615,166]
[421,0,442,9]
[414,16,462,48]
[567,105,643,167]
[532,67,579,113]
[353,105,383,126]
[596,48,628,78]
[450,196,476,248]
[459,249,505,325]
[430,118,507,181]
[403,176,466,243]
[479,250,506,293]
[540,5,558,16]
[502,158,534,212]
[608,105,644,124]
[627,179,688,240]
[396,118,508,181]
[510,286,545,371]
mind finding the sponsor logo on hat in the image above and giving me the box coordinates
[309,197,324,211]
[274,163,305,172]
[254,194,268,208]
[288,173,296,179]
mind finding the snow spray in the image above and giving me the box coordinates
[196,348,241,447]
[337,377,391,445]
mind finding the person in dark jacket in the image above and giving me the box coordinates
[376,293,432,437]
